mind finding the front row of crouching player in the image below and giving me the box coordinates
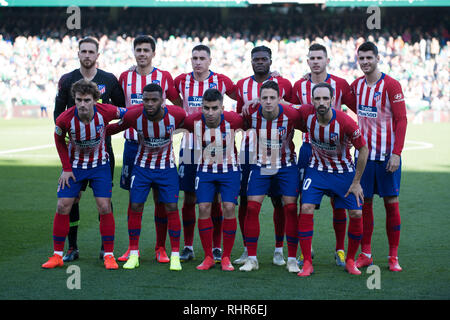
[42,77,402,277]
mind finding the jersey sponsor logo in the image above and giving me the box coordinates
[352,129,362,141]
[259,137,282,150]
[311,139,337,151]
[209,83,218,89]
[131,93,143,105]
[393,93,404,103]
[75,137,101,149]
[55,126,63,136]
[358,105,378,118]
[187,96,203,108]
[143,137,170,148]
[98,84,106,95]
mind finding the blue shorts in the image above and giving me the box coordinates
[130,165,179,204]
[297,142,312,185]
[120,140,139,190]
[240,164,281,198]
[301,167,361,210]
[57,163,112,198]
[178,147,197,193]
[247,165,299,198]
[195,170,241,204]
[358,157,401,198]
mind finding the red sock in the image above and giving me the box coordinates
[238,202,247,247]
[347,217,363,261]
[298,213,314,263]
[244,201,262,256]
[198,218,213,258]
[222,218,237,258]
[182,202,196,247]
[385,202,401,257]
[333,207,347,251]
[53,213,70,252]
[273,205,285,248]
[100,212,115,253]
[361,202,374,254]
[167,210,181,253]
[284,203,298,258]
[211,201,223,249]
[154,202,168,250]
[128,208,143,250]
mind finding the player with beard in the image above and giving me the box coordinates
[54,37,125,262]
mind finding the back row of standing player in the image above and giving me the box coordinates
[44,35,407,276]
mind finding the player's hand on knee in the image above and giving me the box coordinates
[345,182,364,207]
[58,171,76,191]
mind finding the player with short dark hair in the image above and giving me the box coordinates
[350,41,407,272]
[117,35,183,264]
[295,82,369,277]
[239,80,300,273]
[234,46,293,268]
[291,43,356,267]
[42,79,127,270]
[181,89,243,271]
[106,83,186,271]
[54,36,125,262]
[174,44,237,263]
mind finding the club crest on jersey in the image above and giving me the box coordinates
[96,124,104,134]
[330,132,339,143]
[166,124,175,134]
[209,83,218,89]
[98,84,106,95]
[373,92,381,102]
[152,80,161,85]
[278,126,287,137]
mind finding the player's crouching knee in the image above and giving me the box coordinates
[348,209,362,219]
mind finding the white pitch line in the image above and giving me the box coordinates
[403,140,434,151]
[0,144,54,155]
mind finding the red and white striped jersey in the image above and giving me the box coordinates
[236,75,292,113]
[182,111,244,173]
[108,105,186,169]
[291,73,355,143]
[174,71,236,116]
[244,104,298,169]
[236,75,293,165]
[55,103,125,170]
[174,71,236,155]
[351,73,407,161]
[297,104,366,173]
[118,67,179,141]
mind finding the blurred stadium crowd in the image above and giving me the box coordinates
[0,6,448,118]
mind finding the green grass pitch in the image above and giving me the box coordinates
[0,118,449,300]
